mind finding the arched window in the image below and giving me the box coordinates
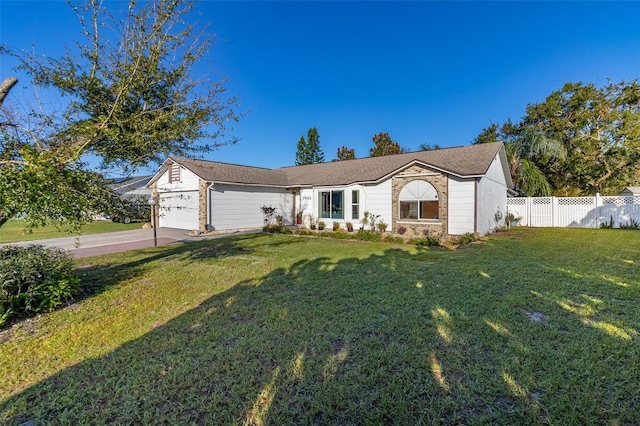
[399,180,439,220]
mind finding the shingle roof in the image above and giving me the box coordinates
[172,157,290,186]
[110,175,153,195]
[162,142,506,188]
[279,142,503,186]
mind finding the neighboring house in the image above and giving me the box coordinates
[147,142,513,236]
[110,175,153,199]
[620,187,640,197]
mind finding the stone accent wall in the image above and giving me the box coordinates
[198,179,208,232]
[391,164,448,237]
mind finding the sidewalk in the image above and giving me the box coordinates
[1,228,255,258]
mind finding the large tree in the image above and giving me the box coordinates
[295,127,324,165]
[369,132,403,157]
[474,80,640,195]
[0,0,240,230]
[523,80,640,195]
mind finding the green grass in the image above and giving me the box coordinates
[1,228,639,424]
[0,219,143,244]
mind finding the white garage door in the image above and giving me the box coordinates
[159,191,199,230]
[210,185,291,231]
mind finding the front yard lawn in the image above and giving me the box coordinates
[1,228,638,424]
[0,219,142,244]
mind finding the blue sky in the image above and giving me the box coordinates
[1,1,639,171]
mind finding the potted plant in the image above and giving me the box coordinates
[317,220,326,231]
[505,212,521,227]
[346,222,354,232]
[296,211,303,225]
[310,217,317,230]
[377,221,388,233]
[361,211,370,230]
[275,214,283,226]
[332,221,340,231]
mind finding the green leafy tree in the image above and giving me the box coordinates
[370,132,403,157]
[295,127,324,165]
[335,145,355,161]
[522,80,640,195]
[0,0,240,230]
[474,80,639,195]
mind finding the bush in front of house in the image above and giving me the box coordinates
[0,245,79,327]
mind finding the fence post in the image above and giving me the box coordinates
[595,192,601,228]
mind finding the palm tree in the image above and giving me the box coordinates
[507,127,566,196]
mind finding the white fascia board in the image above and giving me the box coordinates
[146,157,173,188]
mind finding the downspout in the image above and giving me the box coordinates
[474,178,479,234]
[206,182,215,231]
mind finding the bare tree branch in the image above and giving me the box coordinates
[0,77,18,107]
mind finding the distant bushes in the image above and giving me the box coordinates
[0,245,79,327]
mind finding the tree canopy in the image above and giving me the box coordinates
[474,80,640,196]
[0,0,240,230]
[295,127,325,165]
[369,132,403,157]
[335,145,355,161]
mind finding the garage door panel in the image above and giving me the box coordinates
[159,191,199,230]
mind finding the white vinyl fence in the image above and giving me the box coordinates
[507,195,640,228]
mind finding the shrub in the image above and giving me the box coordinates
[620,218,640,229]
[408,237,441,248]
[383,235,404,244]
[455,233,478,246]
[356,230,382,242]
[377,221,388,233]
[600,216,615,229]
[396,225,407,235]
[0,245,79,327]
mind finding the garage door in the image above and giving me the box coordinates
[159,191,199,230]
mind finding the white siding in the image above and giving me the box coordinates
[209,184,292,231]
[159,191,199,230]
[476,155,508,235]
[305,183,392,230]
[448,177,476,235]
[299,188,315,218]
[156,166,200,191]
[362,180,393,231]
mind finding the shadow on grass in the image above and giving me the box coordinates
[73,233,275,301]
[1,232,639,424]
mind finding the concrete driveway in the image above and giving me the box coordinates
[1,228,252,258]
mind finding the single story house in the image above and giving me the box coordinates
[147,142,513,236]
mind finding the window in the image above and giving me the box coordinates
[398,180,439,220]
[352,190,360,219]
[169,163,181,183]
[319,190,344,219]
